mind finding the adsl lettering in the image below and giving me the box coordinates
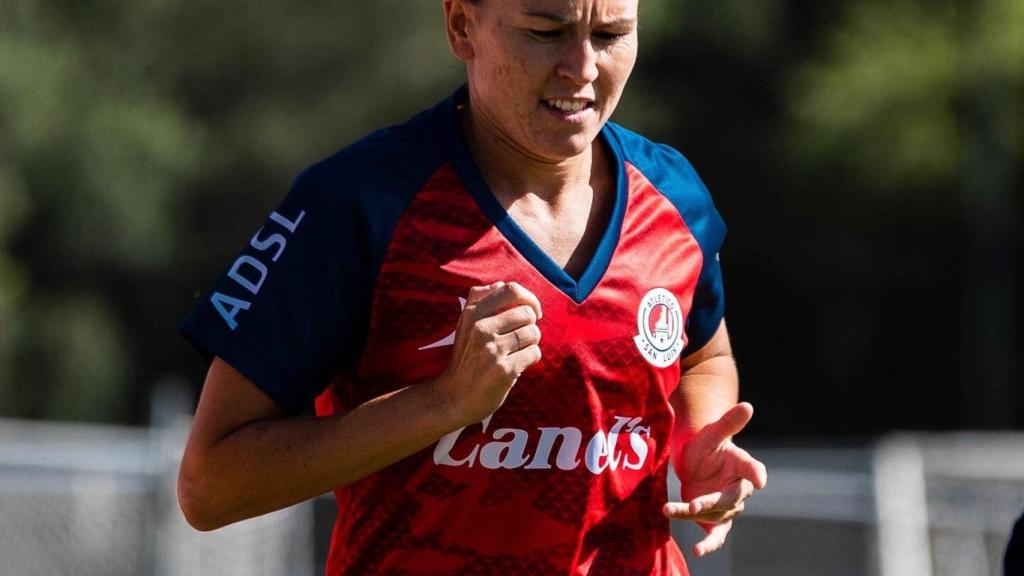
[211,209,306,330]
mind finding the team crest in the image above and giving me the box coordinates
[634,288,685,368]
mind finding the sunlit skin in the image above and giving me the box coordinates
[178,1,765,566]
[445,0,767,558]
[455,0,637,162]
[446,0,637,205]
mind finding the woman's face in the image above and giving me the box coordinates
[451,0,639,162]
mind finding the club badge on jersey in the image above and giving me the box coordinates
[634,288,686,368]
[181,85,726,575]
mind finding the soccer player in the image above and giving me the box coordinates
[178,1,768,574]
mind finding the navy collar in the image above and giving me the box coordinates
[437,85,628,304]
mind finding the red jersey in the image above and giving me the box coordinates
[183,86,726,575]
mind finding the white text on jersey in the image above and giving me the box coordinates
[433,415,651,474]
[211,208,306,330]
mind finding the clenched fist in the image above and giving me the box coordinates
[430,281,543,427]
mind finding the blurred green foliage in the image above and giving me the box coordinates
[0,0,469,421]
[789,0,1023,192]
[0,0,1019,428]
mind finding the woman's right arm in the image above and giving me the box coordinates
[177,281,543,531]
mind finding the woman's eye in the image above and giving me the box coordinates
[593,31,628,43]
[528,29,563,40]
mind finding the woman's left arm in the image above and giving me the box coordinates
[664,320,768,557]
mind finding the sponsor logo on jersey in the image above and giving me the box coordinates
[211,208,306,330]
[634,288,685,367]
[418,297,468,350]
[433,415,651,474]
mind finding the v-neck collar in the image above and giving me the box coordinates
[437,85,628,305]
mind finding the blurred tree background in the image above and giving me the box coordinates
[0,0,1019,434]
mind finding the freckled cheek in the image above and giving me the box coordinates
[491,62,513,82]
[599,49,637,94]
[485,47,532,80]
[492,59,542,106]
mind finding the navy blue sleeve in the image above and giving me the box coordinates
[180,102,448,414]
[607,123,727,356]
[180,168,375,415]
[658,143,727,356]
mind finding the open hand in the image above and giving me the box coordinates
[664,402,767,557]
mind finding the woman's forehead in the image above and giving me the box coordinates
[487,0,638,23]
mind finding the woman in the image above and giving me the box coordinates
[179,1,767,574]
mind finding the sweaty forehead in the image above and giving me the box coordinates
[512,0,638,23]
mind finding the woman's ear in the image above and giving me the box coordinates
[443,0,475,62]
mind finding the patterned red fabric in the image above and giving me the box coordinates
[316,162,702,575]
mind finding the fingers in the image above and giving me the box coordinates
[693,521,732,557]
[663,479,753,523]
[435,282,544,425]
[663,478,744,558]
[505,343,543,376]
[734,446,768,490]
[466,281,505,305]
[694,402,754,449]
[464,282,543,356]
[487,309,542,373]
[663,495,722,520]
[466,281,543,322]
[494,323,542,355]
[460,281,544,375]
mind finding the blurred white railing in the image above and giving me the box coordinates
[1,384,1020,576]
[0,380,315,576]
[673,435,1024,576]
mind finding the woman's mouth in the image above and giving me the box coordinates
[542,98,595,123]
